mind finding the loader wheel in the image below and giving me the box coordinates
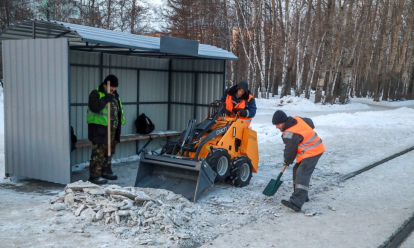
[206,148,231,182]
[230,156,253,187]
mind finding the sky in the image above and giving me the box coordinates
[1,89,414,247]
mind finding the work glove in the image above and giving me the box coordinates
[238,109,248,117]
[103,93,115,103]
[233,108,248,117]
[283,161,289,166]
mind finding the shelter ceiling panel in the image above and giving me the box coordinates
[0,20,237,60]
[139,71,168,102]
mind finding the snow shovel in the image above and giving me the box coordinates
[107,80,112,167]
[262,164,288,196]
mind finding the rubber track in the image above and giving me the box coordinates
[340,146,414,182]
[379,213,414,248]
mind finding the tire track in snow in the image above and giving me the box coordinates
[340,146,414,248]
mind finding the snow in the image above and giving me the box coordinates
[1,90,414,247]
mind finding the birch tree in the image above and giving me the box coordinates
[294,0,313,97]
[315,0,335,103]
[279,0,292,98]
[373,0,392,102]
[383,0,403,100]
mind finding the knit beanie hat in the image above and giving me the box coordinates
[272,110,288,125]
[236,81,249,92]
[103,74,119,87]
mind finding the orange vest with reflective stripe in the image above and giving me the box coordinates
[226,94,253,126]
[283,117,325,163]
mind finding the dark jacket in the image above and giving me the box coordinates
[221,85,257,118]
[88,84,122,144]
[281,117,315,164]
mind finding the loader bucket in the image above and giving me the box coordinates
[135,153,217,202]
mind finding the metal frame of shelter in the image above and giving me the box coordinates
[0,20,237,185]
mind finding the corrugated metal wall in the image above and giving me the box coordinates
[3,38,71,184]
[69,52,225,165]
[169,59,225,131]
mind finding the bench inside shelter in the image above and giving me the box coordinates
[75,131,181,154]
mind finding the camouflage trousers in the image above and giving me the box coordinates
[90,141,117,177]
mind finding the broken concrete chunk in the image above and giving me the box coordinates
[116,210,130,216]
[64,193,74,205]
[103,206,119,213]
[95,209,104,220]
[144,201,154,208]
[65,181,100,191]
[88,189,105,195]
[49,203,67,211]
[104,188,137,200]
[134,191,152,202]
[49,196,64,204]
[75,204,85,216]
[80,207,96,222]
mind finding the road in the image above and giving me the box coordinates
[201,150,414,248]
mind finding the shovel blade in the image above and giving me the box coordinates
[262,179,284,196]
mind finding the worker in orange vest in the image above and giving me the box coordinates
[272,110,325,212]
[221,81,257,126]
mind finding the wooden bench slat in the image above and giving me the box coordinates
[75,131,181,148]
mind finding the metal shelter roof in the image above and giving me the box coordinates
[0,20,237,60]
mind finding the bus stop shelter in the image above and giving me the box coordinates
[0,20,237,184]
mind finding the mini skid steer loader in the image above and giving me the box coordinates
[135,100,259,202]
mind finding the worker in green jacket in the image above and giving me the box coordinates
[87,74,125,184]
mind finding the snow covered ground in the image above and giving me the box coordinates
[1,91,414,248]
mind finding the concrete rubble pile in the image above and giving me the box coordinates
[48,181,199,244]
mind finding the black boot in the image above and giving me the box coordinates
[281,200,301,212]
[102,166,117,180]
[88,176,108,185]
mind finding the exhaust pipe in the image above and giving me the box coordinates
[135,153,216,202]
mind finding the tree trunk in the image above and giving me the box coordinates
[279,0,291,98]
[374,0,392,102]
[383,0,403,101]
[315,0,335,103]
[295,1,313,97]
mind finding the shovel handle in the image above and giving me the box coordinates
[276,164,288,181]
[107,80,111,157]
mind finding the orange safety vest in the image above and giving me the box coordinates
[283,117,325,163]
[226,94,254,126]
